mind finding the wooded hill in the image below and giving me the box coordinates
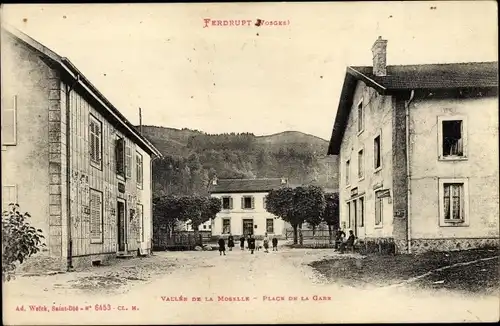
[139,125,337,198]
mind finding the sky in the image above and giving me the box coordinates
[1,2,498,140]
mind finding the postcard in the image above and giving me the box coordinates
[1,2,499,325]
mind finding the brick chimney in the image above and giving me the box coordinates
[371,36,388,76]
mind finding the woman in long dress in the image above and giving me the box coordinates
[227,234,235,251]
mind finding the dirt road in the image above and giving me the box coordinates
[3,248,499,324]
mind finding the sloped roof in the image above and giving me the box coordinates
[1,24,162,157]
[210,178,287,194]
[349,62,498,93]
[327,61,499,155]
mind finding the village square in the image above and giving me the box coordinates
[1,2,499,325]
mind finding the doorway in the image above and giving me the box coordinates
[117,199,127,252]
[242,219,253,236]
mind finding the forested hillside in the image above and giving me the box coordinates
[139,125,337,197]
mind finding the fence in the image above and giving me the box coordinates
[285,228,335,248]
[153,229,212,251]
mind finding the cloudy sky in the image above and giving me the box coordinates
[2,2,497,140]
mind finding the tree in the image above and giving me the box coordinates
[265,187,299,244]
[2,204,46,282]
[322,192,339,244]
[299,186,326,237]
[153,195,186,239]
[179,195,222,246]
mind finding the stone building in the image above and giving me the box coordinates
[327,36,498,253]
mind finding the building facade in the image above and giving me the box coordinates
[327,36,499,253]
[209,178,287,239]
[1,25,162,271]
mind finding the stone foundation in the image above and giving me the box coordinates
[71,253,119,270]
[410,238,499,254]
[360,237,397,255]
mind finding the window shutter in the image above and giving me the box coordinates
[241,197,245,209]
[251,196,255,209]
[125,146,132,179]
[90,190,103,243]
[1,95,17,145]
[263,197,267,209]
[96,123,101,161]
[89,122,95,160]
[229,197,233,209]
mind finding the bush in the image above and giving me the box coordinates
[2,204,46,282]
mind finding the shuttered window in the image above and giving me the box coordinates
[2,185,18,210]
[242,196,254,209]
[125,146,132,179]
[89,114,102,169]
[116,138,126,178]
[137,204,144,242]
[90,189,103,243]
[1,95,17,145]
[136,152,143,188]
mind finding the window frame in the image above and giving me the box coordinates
[125,145,133,179]
[89,114,103,170]
[358,148,365,181]
[438,178,469,227]
[222,218,231,234]
[221,196,232,210]
[242,196,254,210]
[345,159,351,187]
[357,98,364,135]
[2,184,18,210]
[266,218,274,234]
[136,151,143,189]
[90,188,104,244]
[374,191,383,228]
[373,134,382,172]
[437,115,468,161]
[1,95,18,146]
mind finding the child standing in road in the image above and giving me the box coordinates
[248,235,256,254]
[272,237,278,251]
[239,235,245,250]
[218,236,226,256]
[263,233,270,253]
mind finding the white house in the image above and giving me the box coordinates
[209,178,288,238]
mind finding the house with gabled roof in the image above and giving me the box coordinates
[1,24,162,271]
[209,177,288,238]
[327,36,498,253]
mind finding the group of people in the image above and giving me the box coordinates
[217,233,278,255]
[334,228,356,254]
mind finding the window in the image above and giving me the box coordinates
[89,114,102,169]
[358,149,364,179]
[439,117,467,159]
[2,185,17,210]
[358,197,364,227]
[203,225,207,230]
[242,196,254,209]
[263,197,267,209]
[439,178,469,226]
[266,219,274,233]
[357,99,364,133]
[115,138,126,178]
[375,191,383,227]
[222,196,233,210]
[1,95,17,145]
[90,189,103,243]
[125,145,132,179]
[222,218,231,234]
[374,135,381,170]
[345,160,350,185]
[346,202,351,228]
[137,204,144,242]
[136,152,143,188]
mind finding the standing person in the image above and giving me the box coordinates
[246,234,251,250]
[335,228,346,250]
[227,234,235,251]
[263,233,270,253]
[248,234,256,254]
[239,235,245,250]
[272,236,278,251]
[218,236,226,256]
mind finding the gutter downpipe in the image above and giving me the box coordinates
[66,74,80,271]
[405,90,415,254]
[150,154,161,255]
